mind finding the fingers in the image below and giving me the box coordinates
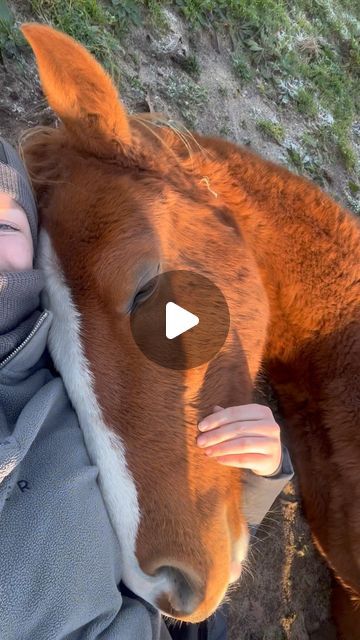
[197,419,280,448]
[197,404,279,455]
[198,404,273,432]
[197,404,282,475]
[202,435,277,458]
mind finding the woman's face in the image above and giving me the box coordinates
[0,193,33,271]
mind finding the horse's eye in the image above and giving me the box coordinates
[132,277,158,312]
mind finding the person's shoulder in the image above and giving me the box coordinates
[1,374,126,638]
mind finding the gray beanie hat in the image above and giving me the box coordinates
[0,136,38,252]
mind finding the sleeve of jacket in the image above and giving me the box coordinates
[241,446,294,529]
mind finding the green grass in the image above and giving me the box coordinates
[348,180,360,197]
[168,0,288,32]
[142,0,168,30]
[257,119,285,145]
[23,0,360,174]
[177,54,201,78]
[337,134,357,171]
[143,0,359,176]
[232,49,252,82]
[17,0,359,183]
[26,0,169,71]
[295,88,318,117]
[28,0,124,80]
[0,0,23,56]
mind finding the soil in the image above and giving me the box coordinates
[1,3,352,638]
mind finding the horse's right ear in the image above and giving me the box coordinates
[20,23,132,157]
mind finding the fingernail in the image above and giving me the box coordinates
[197,435,208,447]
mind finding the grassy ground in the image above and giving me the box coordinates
[1,0,359,179]
[1,0,358,210]
[154,0,359,172]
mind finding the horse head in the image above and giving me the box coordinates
[20,23,269,622]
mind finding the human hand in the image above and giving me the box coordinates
[197,404,282,476]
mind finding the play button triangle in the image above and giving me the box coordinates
[130,270,230,370]
[166,302,199,340]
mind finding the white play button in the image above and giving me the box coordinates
[166,302,199,340]
[131,270,230,369]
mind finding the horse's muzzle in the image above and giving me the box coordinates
[154,565,204,617]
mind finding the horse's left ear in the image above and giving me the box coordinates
[20,22,132,157]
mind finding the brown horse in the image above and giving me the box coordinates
[20,23,360,636]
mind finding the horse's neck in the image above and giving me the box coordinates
[195,135,360,363]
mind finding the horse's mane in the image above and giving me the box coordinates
[18,112,213,200]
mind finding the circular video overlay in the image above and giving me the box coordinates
[130,270,230,370]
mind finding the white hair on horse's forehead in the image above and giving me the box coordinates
[38,228,172,604]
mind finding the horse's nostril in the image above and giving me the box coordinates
[154,565,203,617]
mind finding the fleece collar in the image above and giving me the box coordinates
[0,269,45,364]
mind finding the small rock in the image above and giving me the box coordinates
[149,8,189,60]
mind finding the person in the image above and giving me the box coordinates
[0,135,293,640]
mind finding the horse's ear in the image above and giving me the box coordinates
[20,23,132,156]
